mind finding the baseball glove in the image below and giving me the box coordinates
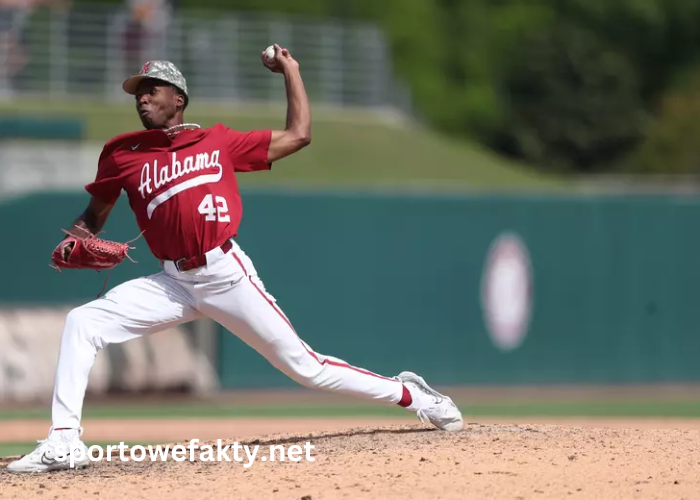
[50,227,138,271]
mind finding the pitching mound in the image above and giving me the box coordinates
[1,421,698,500]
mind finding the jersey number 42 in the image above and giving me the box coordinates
[198,194,231,222]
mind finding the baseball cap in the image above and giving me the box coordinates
[122,60,189,97]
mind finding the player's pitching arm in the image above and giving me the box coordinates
[262,44,312,163]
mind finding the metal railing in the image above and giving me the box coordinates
[0,5,399,109]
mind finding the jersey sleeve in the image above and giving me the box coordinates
[225,127,272,172]
[84,152,123,205]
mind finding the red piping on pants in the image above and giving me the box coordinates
[230,252,401,384]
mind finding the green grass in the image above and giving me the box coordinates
[3,400,700,421]
[0,403,414,421]
[460,401,700,418]
[4,401,700,455]
[0,98,565,191]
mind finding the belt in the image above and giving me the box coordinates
[172,239,233,273]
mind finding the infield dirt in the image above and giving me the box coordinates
[1,417,699,500]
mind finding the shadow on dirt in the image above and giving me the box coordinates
[230,424,438,448]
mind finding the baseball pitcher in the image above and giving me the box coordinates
[7,45,463,473]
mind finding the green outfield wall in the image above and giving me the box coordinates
[4,190,700,387]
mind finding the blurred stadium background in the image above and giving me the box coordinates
[3,0,700,452]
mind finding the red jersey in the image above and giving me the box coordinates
[85,123,271,261]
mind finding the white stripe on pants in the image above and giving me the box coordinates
[52,239,405,429]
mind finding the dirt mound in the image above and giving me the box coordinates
[1,422,698,500]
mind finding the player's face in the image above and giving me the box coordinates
[134,79,183,130]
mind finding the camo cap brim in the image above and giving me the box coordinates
[122,60,189,96]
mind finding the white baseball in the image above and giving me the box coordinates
[264,45,276,62]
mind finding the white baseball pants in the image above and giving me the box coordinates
[52,238,406,429]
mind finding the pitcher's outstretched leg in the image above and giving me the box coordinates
[200,250,463,432]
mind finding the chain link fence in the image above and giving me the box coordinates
[0,4,403,109]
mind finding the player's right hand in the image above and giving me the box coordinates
[261,43,299,74]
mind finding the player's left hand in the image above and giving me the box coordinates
[261,44,299,74]
[50,228,137,271]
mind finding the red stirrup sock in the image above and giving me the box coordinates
[398,384,412,408]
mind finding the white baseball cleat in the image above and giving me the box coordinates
[397,371,464,432]
[6,428,90,473]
